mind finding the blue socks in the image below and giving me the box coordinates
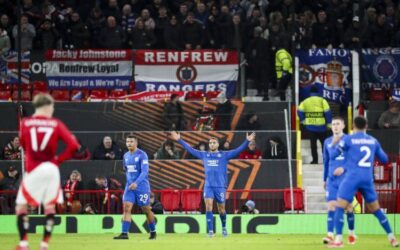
[122,220,131,233]
[220,213,227,228]
[327,210,335,234]
[148,220,156,232]
[347,212,355,231]
[206,211,214,232]
[373,209,392,234]
[334,207,345,235]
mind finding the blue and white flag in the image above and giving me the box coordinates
[296,49,352,105]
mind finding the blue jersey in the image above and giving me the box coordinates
[333,131,388,179]
[323,134,348,182]
[178,139,249,188]
[123,149,150,191]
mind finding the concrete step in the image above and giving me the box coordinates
[306,201,327,212]
[307,195,326,203]
[307,210,327,214]
[302,164,324,171]
[305,186,325,193]
[302,179,324,187]
[302,172,323,179]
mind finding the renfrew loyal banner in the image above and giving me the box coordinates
[45,50,132,89]
[134,50,239,98]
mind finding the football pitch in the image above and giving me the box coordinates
[0,234,397,250]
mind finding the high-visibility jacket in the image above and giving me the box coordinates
[275,49,293,79]
[297,93,332,132]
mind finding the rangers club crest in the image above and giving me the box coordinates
[373,55,398,84]
[176,64,197,84]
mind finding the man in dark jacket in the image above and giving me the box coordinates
[164,15,182,50]
[63,12,90,49]
[35,18,59,50]
[129,19,156,49]
[246,26,273,100]
[263,136,287,159]
[215,98,233,130]
[343,16,366,50]
[182,12,203,50]
[368,14,393,48]
[238,113,261,130]
[99,16,126,48]
[312,10,335,48]
[92,136,123,160]
[163,94,184,130]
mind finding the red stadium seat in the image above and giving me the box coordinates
[0,83,13,91]
[374,160,392,183]
[283,188,304,212]
[90,90,109,100]
[160,189,181,212]
[181,189,202,212]
[71,90,89,101]
[51,90,71,101]
[206,91,221,100]
[12,90,32,101]
[369,88,387,101]
[185,91,205,101]
[109,89,128,98]
[20,83,32,91]
[0,90,11,100]
[33,81,48,91]
[32,90,49,98]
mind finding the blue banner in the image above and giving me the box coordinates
[296,49,352,105]
[361,48,400,90]
[0,51,30,84]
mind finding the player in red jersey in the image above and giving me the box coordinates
[15,94,79,250]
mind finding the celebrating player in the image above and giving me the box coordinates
[322,116,356,244]
[170,131,256,237]
[329,116,398,248]
[114,135,156,240]
[16,94,80,250]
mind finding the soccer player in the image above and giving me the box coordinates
[16,94,80,250]
[322,116,356,244]
[170,131,256,237]
[329,116,399,248]
[114,135,156,240]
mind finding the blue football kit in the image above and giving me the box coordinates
[178,139,249,203]
[122,149,151,207]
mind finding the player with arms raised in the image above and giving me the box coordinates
[16,94,80,250]
[114,135,156,240]
[170,131,256,237]
[329,116,398,248]
[322,116,356,244]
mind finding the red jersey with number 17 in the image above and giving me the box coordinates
[19,115,80,173]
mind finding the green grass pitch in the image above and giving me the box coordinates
[0,234,397,250]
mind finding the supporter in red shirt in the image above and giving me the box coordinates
[239,140,262,159]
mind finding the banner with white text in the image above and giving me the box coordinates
[134,50,239,98]
[296,49,352,105]
[45,50,132,89]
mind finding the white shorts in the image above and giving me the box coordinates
[16,162,64,207]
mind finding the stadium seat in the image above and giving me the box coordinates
[181,189,202,212]
[51,90,71,101]
[90,90,109,100]
[20,83,32,91]
[205,91,220,100]
[283,188,304,212]
[12,90,32,101]
[0,83,13,91]
[33,81,48,91]
[71,90,89,101]
[109,89,128,98]
[185,91,205,101]
[0,90,11,100]
[160,189,181,212]
[373,160,392,183]
[32,90,49,98]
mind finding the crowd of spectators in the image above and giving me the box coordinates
[1,0,400,54]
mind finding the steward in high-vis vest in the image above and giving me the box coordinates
[275,48,293,101]
[298,85,332,164]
